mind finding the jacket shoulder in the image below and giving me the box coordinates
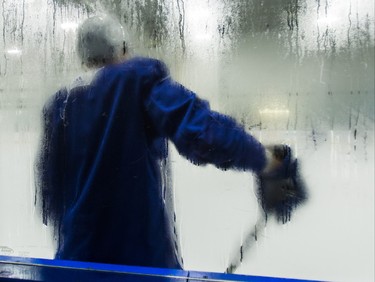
[43,88,68,116]
[114,57,170,80]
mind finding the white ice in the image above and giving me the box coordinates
[0,127,373,282]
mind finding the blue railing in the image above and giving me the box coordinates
[0,256,319,282]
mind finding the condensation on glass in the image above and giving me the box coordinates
[0,1,373,281]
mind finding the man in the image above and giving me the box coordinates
[35,15,283,270]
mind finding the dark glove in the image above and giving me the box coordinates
[256,145,307,223]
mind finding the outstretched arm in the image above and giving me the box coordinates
[144,61,268,173]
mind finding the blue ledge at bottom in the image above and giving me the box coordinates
[0,255,320,282]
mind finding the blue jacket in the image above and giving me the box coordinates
[36,57,266,269]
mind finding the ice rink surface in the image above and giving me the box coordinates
[0,125,373,282]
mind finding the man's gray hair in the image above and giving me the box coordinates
[77,15,125,67]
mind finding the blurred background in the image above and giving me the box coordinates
[0,0,374,281]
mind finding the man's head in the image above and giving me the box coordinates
[77,15,126,68]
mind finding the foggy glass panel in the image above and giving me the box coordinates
[0,1,373,281]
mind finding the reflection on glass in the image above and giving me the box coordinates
[0,1,374,281]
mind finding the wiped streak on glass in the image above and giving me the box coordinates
[176,0,185,53]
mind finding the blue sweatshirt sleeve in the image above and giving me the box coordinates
[144,60,267,172]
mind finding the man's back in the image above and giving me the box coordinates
[37,57,182,268]
[36,56,267,269]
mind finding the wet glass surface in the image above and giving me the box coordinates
[0,1,374,281]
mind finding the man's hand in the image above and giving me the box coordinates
[256,145,307,223]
